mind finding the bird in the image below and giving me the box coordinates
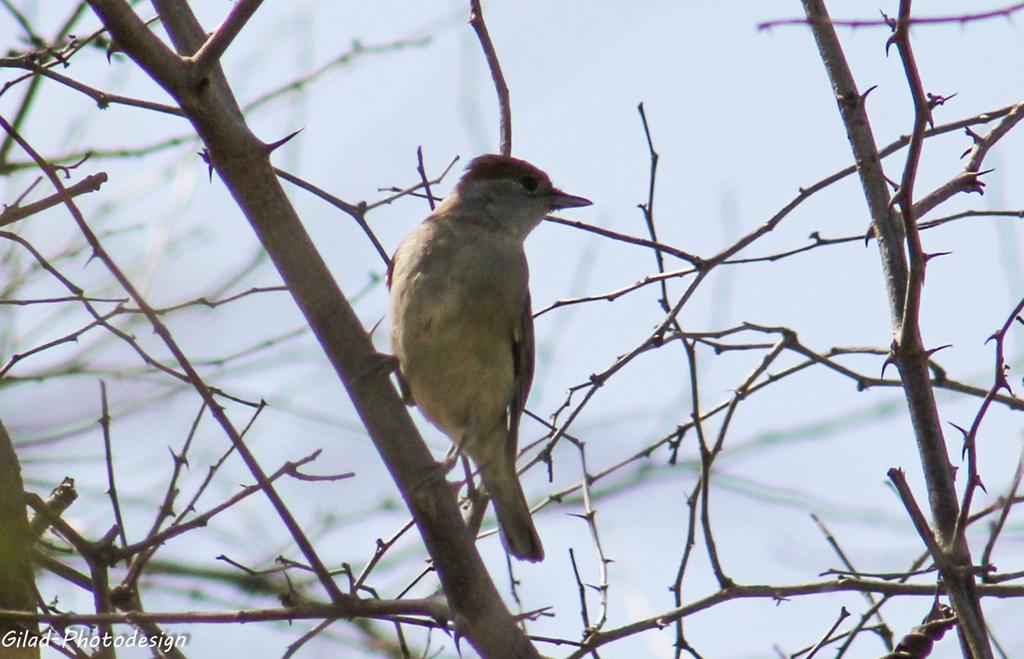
[387,154,591,561]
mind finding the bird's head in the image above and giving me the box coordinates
[450,154,591,238]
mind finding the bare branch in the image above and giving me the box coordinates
[188,0,264,74]
[0,172,107,228]
[469,0,511,155]
[760,2,1024,30]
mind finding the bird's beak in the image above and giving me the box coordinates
[549,188,592,209]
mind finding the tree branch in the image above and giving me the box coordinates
[801,2,993,656]
[469,0,511,155]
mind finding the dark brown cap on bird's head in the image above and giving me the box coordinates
[458,154,592,210]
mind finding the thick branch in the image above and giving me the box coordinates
[801,2,992,657]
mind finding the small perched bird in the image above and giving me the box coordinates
[388,154,591,562]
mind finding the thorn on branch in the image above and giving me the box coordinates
[263,128,304,154]
[923,251,952,263]
[863,225,876,246]
[106,38,121,63]
[948,421,972,460]
[881,340,898,378]
[167,446,188,469]
[198,148,214,181]
[927,92,957,112]
[923,344,952,359]
[540,446,554,482]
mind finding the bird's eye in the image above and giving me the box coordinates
[519,175,538,193]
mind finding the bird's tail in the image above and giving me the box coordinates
[478,456,544,562]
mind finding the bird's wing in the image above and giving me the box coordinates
[508,291,535,458]
[385,239,414,404]
[385,252,396,290]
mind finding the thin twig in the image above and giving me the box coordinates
[189,0,265,73]
[759,2,1024,30]
[98,381,128,554]
[468,0,511,155]
[0,172,107,227]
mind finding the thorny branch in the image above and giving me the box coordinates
[802,0,995,655]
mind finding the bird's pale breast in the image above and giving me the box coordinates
[390,219,527,448]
